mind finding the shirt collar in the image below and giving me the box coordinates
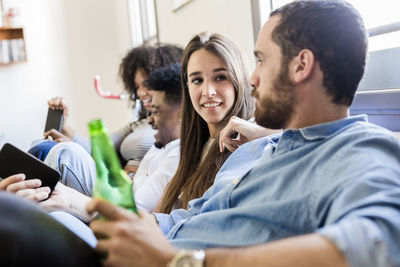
[163,138,180,150]
[296,115,368,141]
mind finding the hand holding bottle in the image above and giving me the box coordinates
[87,198,177,267]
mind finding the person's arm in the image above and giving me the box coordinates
[219,116,280,152]
[206,234,346,267]
[39,182,96,223]
[2,175,95,223]
[87,199,345,267]
[153,208,196,235]
[44,129,73,143]
[47,97,93,152]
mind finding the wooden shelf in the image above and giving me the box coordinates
[0,27,26,64]
[0,27,24,40]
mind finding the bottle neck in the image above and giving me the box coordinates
[88,119,107,135]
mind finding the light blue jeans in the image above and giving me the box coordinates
[44,142,97,196]
[44,142,98,246]
[50,211,97,247]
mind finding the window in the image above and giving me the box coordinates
[256,0,400,50]
[347,0,400,52]
[127,0,158,47]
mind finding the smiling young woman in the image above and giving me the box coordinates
[187,48,237,137]
[156,32,254,213]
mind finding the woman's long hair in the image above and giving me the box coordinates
[157,32,254,213]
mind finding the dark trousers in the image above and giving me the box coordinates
[0,191,101,267]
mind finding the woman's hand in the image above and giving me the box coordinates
[219,116,279,152]
[48,97,69,123]
[47,97,75,138]
[44,129,72,143]
[1,174,51,202]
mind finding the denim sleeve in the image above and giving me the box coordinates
[317,155,400,266]
[318,213,399,267]
[154,208,195,235]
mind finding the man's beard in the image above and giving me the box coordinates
[253,65,296,129]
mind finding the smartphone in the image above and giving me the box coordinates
[44,108,64,132]
[0,143,60,193]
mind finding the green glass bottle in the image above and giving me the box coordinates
[89,119,138,214]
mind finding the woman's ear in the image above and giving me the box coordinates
[291,49,315,84]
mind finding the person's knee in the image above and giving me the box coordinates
[28,140,58,161]
[45,142,96,196]
[46,141,84,160]
[45,142,92,169]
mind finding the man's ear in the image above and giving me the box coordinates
[291,49,315,83]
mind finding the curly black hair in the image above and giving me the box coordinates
[146,63,182,106]
[119,44,183,98]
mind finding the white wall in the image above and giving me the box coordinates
[0,0,256,151]
[155,0,255,66]
[0,0,133,150]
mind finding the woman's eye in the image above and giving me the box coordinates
[216,75,227,81]
[191,78,203,84]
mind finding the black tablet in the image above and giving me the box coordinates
[0,143,60,193]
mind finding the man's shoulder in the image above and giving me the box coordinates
[329,120,400,170]
[338,119,399,144]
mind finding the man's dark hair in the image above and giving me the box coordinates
[146,63,182,106]
[270,0,368,106]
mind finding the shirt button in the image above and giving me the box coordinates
[232,178,240,185]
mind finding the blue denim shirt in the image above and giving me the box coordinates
[155,115,400,267]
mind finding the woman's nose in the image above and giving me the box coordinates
[202,82,217,97]
[137,85,147,98]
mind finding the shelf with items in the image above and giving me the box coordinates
[0,27,27,65]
